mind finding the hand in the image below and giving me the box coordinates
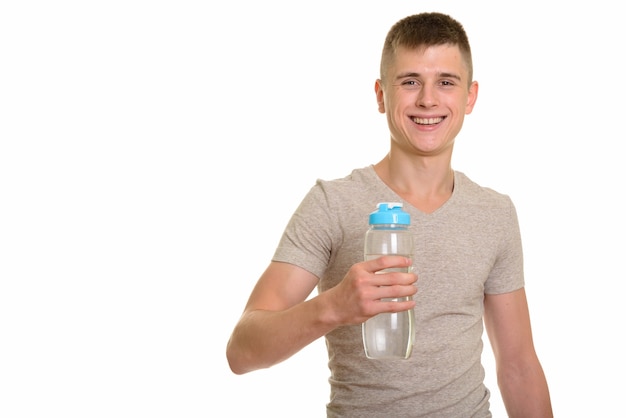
[326,255,417,326]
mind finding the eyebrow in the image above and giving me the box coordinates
[395,71,462,82]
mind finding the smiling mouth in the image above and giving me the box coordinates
[412,116,445,125]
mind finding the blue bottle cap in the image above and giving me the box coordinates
[369,202,410,225]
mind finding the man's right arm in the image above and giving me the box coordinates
[226,261,332,374]
[226,257,417,374]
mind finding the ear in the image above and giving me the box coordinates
[465,81,479,115]
[375,79,385,114]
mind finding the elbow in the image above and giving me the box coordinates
[226,339,248,375]
[227,358,249,376]
[226,354,243,375]
[226,336,262,375]
[228,361,247,376]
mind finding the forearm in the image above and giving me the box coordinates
[498,359,553,418]
[226,295,338,375]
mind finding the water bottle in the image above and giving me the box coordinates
[362,202,415,359]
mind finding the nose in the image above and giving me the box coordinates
[417,84,437,108]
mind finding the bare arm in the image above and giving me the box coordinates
[226,256,416,374]
[484,288,553,418]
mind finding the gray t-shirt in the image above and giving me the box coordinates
[273,166,524,417]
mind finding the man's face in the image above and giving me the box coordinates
[376,44,478,158]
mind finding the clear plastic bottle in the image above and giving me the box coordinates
[362,202,415,359]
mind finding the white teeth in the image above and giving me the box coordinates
[412,117,443,125]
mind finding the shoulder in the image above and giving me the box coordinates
[315,166,375,190]
[308,165,378,207]
[454,171,515,210]
[297,165,381,225]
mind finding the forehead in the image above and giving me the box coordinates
[389,44,469,80]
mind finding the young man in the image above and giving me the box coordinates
[227,12,553,417]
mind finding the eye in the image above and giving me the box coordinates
[398,79,420,90]
[440,80,456,87]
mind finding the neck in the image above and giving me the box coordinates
[373,153,454,213]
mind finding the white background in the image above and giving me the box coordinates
[1,1,625,417]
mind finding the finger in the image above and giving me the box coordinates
[376,298,417,313]
[369,271,417,287]
[365,255,413,273]
[372,282,418,299]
